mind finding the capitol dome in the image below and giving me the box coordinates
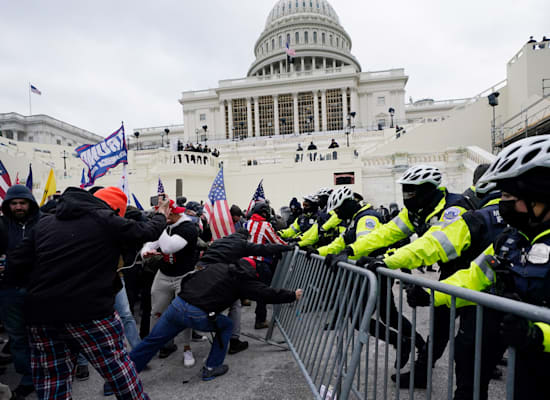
[248,0,361,77]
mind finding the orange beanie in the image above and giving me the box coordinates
[94,187,127,216]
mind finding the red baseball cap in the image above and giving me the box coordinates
[169,199,186,214]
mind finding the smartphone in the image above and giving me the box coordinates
[150,196,159,207]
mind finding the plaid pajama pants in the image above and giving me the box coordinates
[28,312,149,400]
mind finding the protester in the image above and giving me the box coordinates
[0,185,39,398]
[130,257,302,381]
[141,199,198,367]
[8,186,169,400]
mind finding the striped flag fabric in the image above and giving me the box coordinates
[285,41,296,57]
[25,164,33,190]
[30,84,42,95]
[157,177,165,195]
[0,160,12,200]
[246,179,266,215]
[204,167,235,240]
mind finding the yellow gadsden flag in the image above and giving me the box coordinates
[39,168,56,206]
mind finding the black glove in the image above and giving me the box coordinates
[304,246,318,259]
[499,314,544,352]
[356,256,386,272]
[324,248,352,272]
[275,244,292,254]
[406,285,431,308]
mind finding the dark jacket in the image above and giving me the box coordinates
[198,231,288,266]
[179,259,296,314]
[8,187,166,323]
[1,185,40,287]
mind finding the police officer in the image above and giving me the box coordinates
[350,165,472,387]
[364,176,507,389]
[408,135,550,399]
[279,194,319,240]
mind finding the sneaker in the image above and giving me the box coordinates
[228,338,249,355]
[192,331,207,342]
[201,365,229,381]
[159,343,178,359]
[75,365,90,381]
[103,382,114,397]
[254,321,269,330]
[183,350,196,368]
[13,384,35,398]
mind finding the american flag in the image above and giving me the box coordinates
[286,41,296,57]
[204,167,235,240]
[30,84,42,95]
[0,160,12,201]
[157,177,165,194]
[246,180,265,215]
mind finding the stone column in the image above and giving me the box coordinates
[321,90,327,132]
[323,57,327,69]
[301,57,305,72]
[273,95,280,135]
[246,97,253,138]
[350,88,359,127]
[227,99,234,139]
[279,60,283,74]
[312,57,316,70]
[342,88,348,128]
[270,64,274,75]
[254,96,260,137]
[219,101,226,140]
[293,93,299,135]
[313,91,320,132]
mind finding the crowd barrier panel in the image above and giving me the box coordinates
[266,250,550,400]
[266,249,378,400]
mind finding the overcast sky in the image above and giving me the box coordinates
[1,0,548,138]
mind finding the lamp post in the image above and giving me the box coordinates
[345,112,355,147]
[61,150,68,177]
[160,130,165,148]
[195,128,200,144]
[388,107,395,128]
[488,92,500,154]
[280,117,286,135]
[133,131,140,150]
[202,125,208,145]
[164,128,170,148]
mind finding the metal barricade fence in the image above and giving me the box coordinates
[367,268,550,400]
[266,248,378,400]
[265,250,550,400]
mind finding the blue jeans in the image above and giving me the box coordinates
[130,297,232,371]
[0,288,33,386]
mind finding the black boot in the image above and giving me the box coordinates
[391,356,428,389]
[228,338,249,355]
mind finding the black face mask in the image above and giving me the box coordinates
[335,199,358,220]
[499,199,550,238]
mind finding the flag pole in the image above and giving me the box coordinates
[28,82,32,115]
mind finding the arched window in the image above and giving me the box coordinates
[279,35,282,48]
[313,31,317,43]
[336,37,339,48]
[329,34,333,46]
[295,31,300,44]
[287,33,291,45]
[272,38,275,50]
[304,31,309,43]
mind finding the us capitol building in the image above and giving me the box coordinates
[181,0,408,141]
[1,0,549,209]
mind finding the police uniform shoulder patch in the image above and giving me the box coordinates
[365,219,376,230]
[527,243,550,264]
[442,207,461,222]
